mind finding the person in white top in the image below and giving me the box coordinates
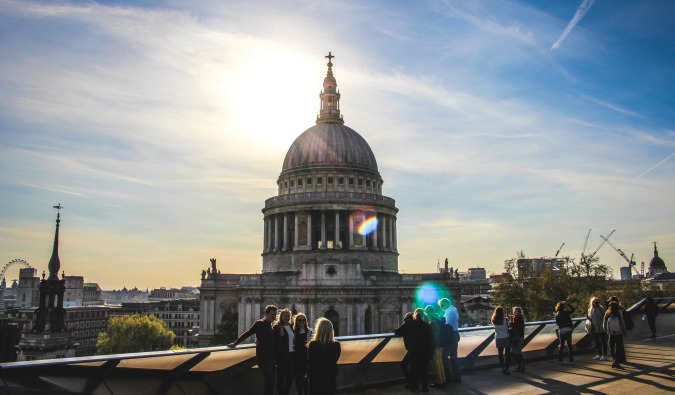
[438,297,461,383]
[492,306,511,375]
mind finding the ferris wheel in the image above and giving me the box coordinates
[1,259,33,285]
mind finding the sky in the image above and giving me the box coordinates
[1,0,673,290]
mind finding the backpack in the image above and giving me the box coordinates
[622,311,634,331]
[607,315,621,333]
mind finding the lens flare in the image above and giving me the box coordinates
[414,282,451,309]
[358,217,378,236]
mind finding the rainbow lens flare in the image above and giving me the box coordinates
[414,282,451,308]
[358,217,378,236]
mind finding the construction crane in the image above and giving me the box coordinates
[600,235,640,278]
[586,230,615,262]
[554,242,565,257]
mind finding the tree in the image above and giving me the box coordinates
[211,308,239,345]
[96,314,175,355]
[493,251,613,321]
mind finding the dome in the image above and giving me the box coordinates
[281,122,379,175]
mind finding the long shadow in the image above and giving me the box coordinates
[509,371,607,395]
[568,360,675,392]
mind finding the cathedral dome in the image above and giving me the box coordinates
[281,123,379,174]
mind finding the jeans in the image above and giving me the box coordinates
[257,357,276,395]
[558,330,573,362]
[592,332,607,355]
[442,332,460,380]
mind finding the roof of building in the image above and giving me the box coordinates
[280,55,380,177]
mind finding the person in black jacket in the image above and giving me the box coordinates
[395,308,433,392]
[555,301,575,365]
[307,317,341,395]
[510,307,526,372]
[273,308,295,395]
[228,305,278,395]
[293,313,311,395]
[395,312,414,387]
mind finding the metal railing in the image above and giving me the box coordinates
[1,297,672,394]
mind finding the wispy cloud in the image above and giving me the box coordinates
[551,0,596,50]
[635,151,675,180]
[19,183,87,197]
[581,95,643,118]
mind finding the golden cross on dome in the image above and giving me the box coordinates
[325,52,334,64]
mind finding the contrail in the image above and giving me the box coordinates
[551,0,596,50]
[635,151,675,180]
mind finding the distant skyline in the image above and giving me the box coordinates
[1,0,673,289]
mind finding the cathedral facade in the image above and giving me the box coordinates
[198,54,458,346]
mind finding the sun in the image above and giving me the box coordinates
[216,46,320,147]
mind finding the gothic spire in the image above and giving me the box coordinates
[48,204,62,280]
[317,52,344,125]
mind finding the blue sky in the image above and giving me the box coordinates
[1,0,673,289]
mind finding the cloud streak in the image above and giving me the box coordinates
[551,0,596,50]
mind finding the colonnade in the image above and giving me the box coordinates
[262,209,397,253]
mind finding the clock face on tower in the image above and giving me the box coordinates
[326,265,337,277]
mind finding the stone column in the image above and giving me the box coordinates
[347,304,353,336]
[393,217,397,251]
[238,299,245,334]
[267,217,272,252]
[372,213,378,250]
[388,216,394,251]
[320,211,326,250]
[294,213,299,248]
[274,215,280,251]
[307,212,313,249]
[348,211,354,249]
[282,213,289,251]
[334,211,340,249]
[381,215,387,250]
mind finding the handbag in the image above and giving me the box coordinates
[585,318,593,333]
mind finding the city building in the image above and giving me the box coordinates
[101,287,149,305]
[83,283,104,306]
[516,257,566,279]
[111,300,199,348]
[148,287,198,301]
[15,267,40,309]
[17,207,77,361]
[198,54,459,346]
[64,275,84,307]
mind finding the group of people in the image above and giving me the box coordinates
[227,305,340,395]
[394,298,461,392]
[491,306,526,375]
[228,297,659,394]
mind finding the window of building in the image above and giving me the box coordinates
[298,179,303,186]
[366,180,371,187]
[306,178,312,185]
[348,178,354,185]
[338,177,344,185]
[316,178,322,185]
[327,177,333,184]
[358,179,363,186]
[290,180,294,187]
[285,181,288,188]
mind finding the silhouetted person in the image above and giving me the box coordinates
[555,301,575,365]
[307,318,341,395]
[395,308,432,392]
[644,297,658,338]
[228,305,278,395]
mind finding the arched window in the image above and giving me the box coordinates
[298,221,308,245]
[324,309,340,337]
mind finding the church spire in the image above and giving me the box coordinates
[48,204,62,280]
[317,52,344,125]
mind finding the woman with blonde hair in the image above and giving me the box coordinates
[587,297,608,361]
[307,318,341,395]
[273,308,295,395]
[292,313,311,395]
[492,306,511,374]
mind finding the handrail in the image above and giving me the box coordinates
[1,296,672,394]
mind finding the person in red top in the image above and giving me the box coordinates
[228,305,278,395]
